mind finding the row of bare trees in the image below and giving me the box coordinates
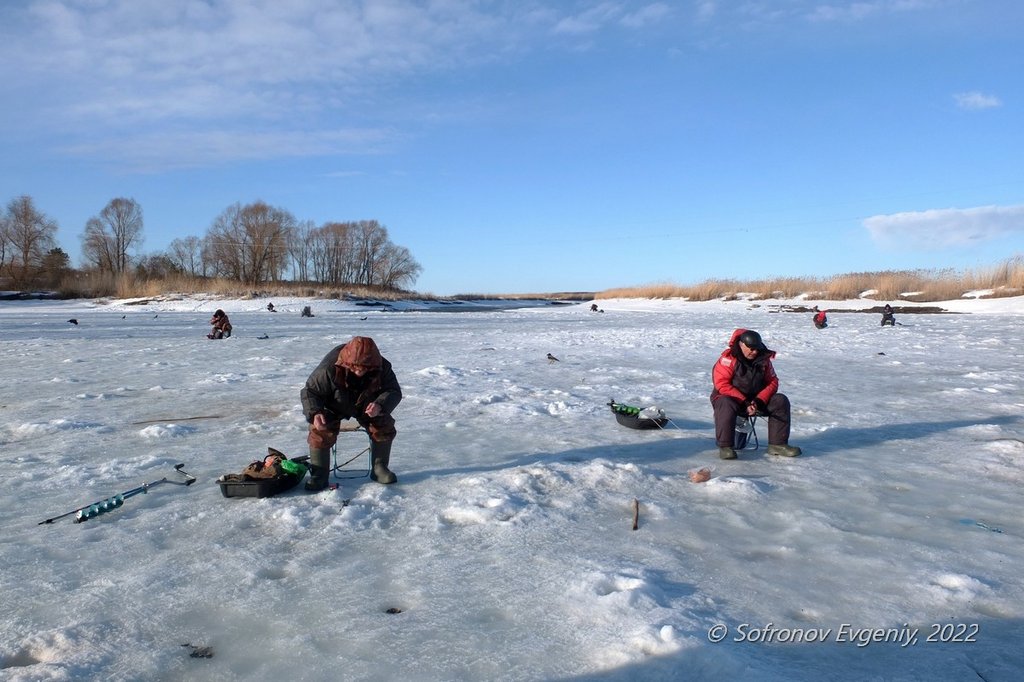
[166,202,421,288]
[290,219,422,288]
[1,195,422,291]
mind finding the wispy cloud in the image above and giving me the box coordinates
[0,0,977,172]
[954,91,1002,110]
[0,2,522,159]
[694,1,718,22]
[60,127,396,173]
[0,0,685,170]
[807,2,885,22]
[324,170,368,179]
[863,205,1024,248]
[620,3,673,28]
[552,2,622,35]
[807,0,934,23]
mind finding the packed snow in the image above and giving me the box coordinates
[1,294,1022,681]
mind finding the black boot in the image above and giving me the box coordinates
[305,447,331,491]
[370,440,397,484]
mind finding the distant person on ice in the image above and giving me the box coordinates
[710,329,801,460]
[881,304,896,326]
[207,309,232,339]
[813,309,828,329]
[301,336,402,490]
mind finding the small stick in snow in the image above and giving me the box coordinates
[632,498,640,531]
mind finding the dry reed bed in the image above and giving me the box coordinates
[56,274,418,302]
[597,258,1024,303]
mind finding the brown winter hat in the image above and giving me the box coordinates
[336,336,383,371]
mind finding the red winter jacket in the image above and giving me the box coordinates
[711,328,779,405]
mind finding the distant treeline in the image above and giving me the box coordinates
[0,195,421,296]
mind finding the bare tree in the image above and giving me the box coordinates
[81,220,116,273]
[352,220,389,287]
[135,254,181,280]
[307,225,330,284]
[205,201,295,285]
[2,195,58,286]
[293,218,420,288]
[309,221,358,285]
[286,220,316,283]
[167,236,205,277]
[376,243,422,289]
[0,210,8,277]
[205,207,245,281]
[82,197,144,274]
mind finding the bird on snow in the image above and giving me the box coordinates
[68,319,78,325]
[547,353,560,363]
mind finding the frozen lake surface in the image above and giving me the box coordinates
[1,295,1022,681]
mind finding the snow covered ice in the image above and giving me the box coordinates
[1,295,1023,681]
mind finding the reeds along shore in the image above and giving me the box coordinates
[51,273,421,302]
[41,256,1024,304]
[596,258,1024,303]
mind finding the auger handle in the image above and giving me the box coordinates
[174,463,197,485]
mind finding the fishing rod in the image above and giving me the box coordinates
[38,463,196,525]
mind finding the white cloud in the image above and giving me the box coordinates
[1,1,515,118]
[808,2,883,22]
[60,126,396,173]
[620,3,672,28]
[0,0,978,172]
[954,91,1002,110]
[695,1,718,22]
[0,1,656,134]
[863,205,1024,248]
[552,2,622,35]
[324,170,368,179]
[807,0,934,23]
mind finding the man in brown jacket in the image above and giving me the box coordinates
[208,309,232,339]
[300,336,402,490]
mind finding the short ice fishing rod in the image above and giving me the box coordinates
[38,463,196,525]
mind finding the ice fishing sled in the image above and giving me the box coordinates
[217,448,308,498]
[608,399,668,429]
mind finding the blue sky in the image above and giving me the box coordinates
[1,0,1021,295]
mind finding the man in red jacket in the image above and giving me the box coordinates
[711,329,801,459]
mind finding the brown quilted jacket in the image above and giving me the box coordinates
[300,337,402,424]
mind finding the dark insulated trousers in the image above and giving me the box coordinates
[712,393,792,447]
